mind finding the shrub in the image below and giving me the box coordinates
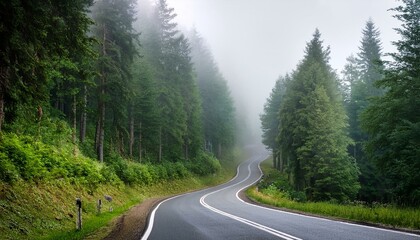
[174,162,190,178]
[186,151,221,175]
[100,165,122,186]
[0,133,111,189]
[133,164,153,185]
[163,162,179,180]
[149,163,164,182]
[0,152,19,182]
[0,133,48,181]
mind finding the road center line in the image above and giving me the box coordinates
[235,158,420,238]
[141,160,248,240]
[199,156,302,240]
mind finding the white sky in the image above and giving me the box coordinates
[165,0,401,139]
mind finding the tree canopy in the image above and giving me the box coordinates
[262,30,360,202]
[361,0,420,205]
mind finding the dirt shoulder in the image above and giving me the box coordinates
[99,190,263,240]
[100,197,165,240]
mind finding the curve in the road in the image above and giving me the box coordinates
[142,152,420,240]
[199,160,301,240]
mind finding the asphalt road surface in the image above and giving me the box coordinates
[142,150,420,240]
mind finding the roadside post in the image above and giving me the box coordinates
[97,199,102,214]
[76,198,82,230]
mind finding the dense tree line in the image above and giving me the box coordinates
[361,0,420,205]
[135,0,235,161]
[0,0,236,178]
[261,0,419,205]
[341,19,386,202]
[261,30,360,202]
[188,28,236,158]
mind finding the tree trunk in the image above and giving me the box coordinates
[0,92,4,132]
[138,122,142,162]
[129,107,134,158]
[97,23,107,163]
[79,85,87,143]
[0,66,8,132]
[278,150,283,173]
[72,95,77,156]
[120,129,125,155]
[158,127,162,162]
[95,120,100,153]
[97,101,105,163]
[272,149,277,169]
[217,143,222,159]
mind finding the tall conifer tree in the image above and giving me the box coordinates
[362,0,420,205]
[189,29,236,158]
[91,0,138,162]
[261,75,289,171]
[343,20,385,202]
[0,0,93,131]
[279,30,359,201]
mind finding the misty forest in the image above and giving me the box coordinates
[0,0,419,238]
[261,2,419,205]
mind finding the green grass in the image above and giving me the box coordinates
[0,128,240,240]
[0,160,237,240]
[246,158,420,230]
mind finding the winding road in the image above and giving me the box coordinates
[141,150,420,240]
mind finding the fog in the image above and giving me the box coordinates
[165,0,400,142]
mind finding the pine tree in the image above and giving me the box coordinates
[154,0,188,161]
[91,0,138,162]
[135,0,205,162]
[342,20,386,202]
[362,0,420,205]
[357,20,384,95]
[176,36,203,159]
[260,75,289,171]
[279,30,359,201]
[0,0,93,131]
[130,56,160,161]
[189,29,236,158]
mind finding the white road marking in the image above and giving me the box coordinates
[141,194,183,240]
[142,153,419,240]
[141,160,246,240]
[235,156,420,238]
[199,154,302,240]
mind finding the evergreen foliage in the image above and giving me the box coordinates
[188,29,236,158]
[0,0,94,131]
[263,30,360,202]
[260,75,289,170]
[91,0,139,162]
[342,19,386,202]
[0,0,236,193]
[361,0,420,205]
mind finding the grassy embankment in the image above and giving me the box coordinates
[0,128,239,240]
[1,162,237,240]
[246,158,420,231]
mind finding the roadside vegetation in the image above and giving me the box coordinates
[246,159,420,230]
[260,0,419,211]
[0,126,238,240]
[0,0,239,239]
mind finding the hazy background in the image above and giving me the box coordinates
[164,0,400,142]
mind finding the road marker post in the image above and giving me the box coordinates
[76,198,82,230]
[97,199,102,214]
